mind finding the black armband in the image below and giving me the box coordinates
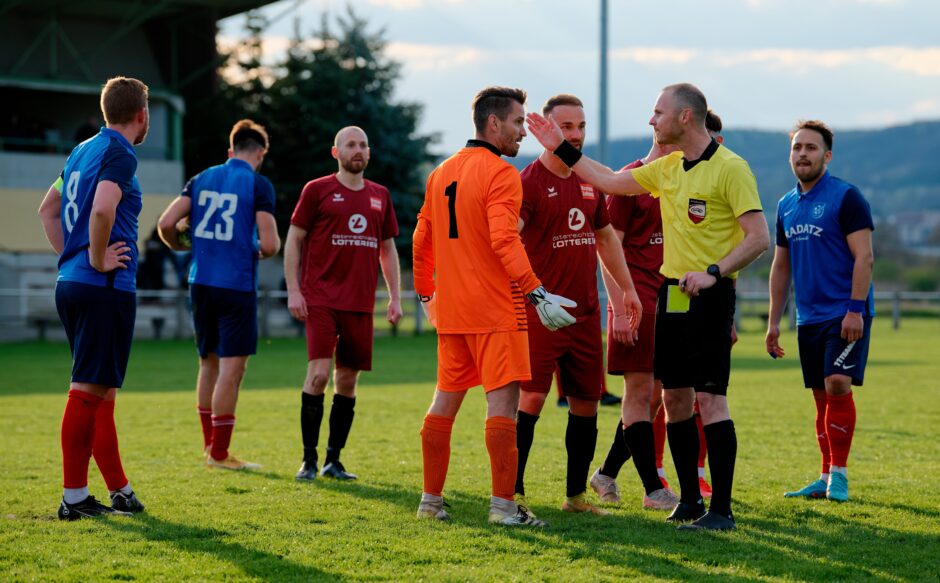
[553,140,583,168]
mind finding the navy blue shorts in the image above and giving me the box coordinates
[797,315,872,388]
[654,278,736,395]
[55,281,136,388]
[190,283,258,358]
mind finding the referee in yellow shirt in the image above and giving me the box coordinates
[526,83,769,530]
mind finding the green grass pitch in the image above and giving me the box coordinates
[1,318,938,581]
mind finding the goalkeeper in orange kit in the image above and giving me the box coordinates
[413,86,576,527]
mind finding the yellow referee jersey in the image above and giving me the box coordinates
[631,141,762,279]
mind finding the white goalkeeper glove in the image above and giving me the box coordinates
[526,286,577,331]
[419,294,438,328]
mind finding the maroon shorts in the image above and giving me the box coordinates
[523,308,603,401]
[305,305,374,371]
[607,308,656,375]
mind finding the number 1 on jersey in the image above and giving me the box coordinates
[445,181,458,239]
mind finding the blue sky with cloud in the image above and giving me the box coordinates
[220,0,940,155]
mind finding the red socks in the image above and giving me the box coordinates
[826,392,856,467]
[420,414,455,496]
[653,406,666,469]
[92,400,128,491]
[813,390,831,474]
[485,416,518,501]
[198,407,213,450]
[210,414,235,461]
[61,389,102,489]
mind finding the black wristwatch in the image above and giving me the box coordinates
[706,264,721,280]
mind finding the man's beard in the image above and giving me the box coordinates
[341,158,368,173]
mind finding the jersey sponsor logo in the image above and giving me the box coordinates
[786,223,824,240]
[348,213,367,234]
[580,184,595,200]
[547,186,558,198]
[649,231,663,245]
[332,192,345,202]
[812,203,826,219]
[568,207,586,231]
[552,232,596,249]
[784,208,794,217]
[370,196,382,211]
[688,198,706,224]
[331,234,378,248]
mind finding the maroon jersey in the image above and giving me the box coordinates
[520,158,610,320]
[290,175,399,313]
[607,159,664,310]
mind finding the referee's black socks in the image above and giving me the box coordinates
[704,419,737,518]
[515,411,539,496]
[666,416,702,505]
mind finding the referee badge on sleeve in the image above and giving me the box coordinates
[688,198,706,224]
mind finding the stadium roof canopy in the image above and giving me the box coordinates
[0,0,279,107]
[4,0,277,23]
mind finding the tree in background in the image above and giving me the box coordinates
[187,7,437,267]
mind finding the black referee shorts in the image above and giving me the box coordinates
[653,278,735,395]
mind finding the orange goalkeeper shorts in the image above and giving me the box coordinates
[436,331,531,392]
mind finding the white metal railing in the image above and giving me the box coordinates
[1,288,937,341]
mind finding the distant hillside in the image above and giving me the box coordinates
[513,121,940,218]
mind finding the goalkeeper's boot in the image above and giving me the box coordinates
[826,473,849,502]
[319,460,357,480]
[515,494,536,518]
[783,478,827,499]
[207,454,261,471]
[562,493,609,516]
[589,468,622,504]
[416,493,450,521]
[58,496,132,521]
[110,490,145,513]
[489,497,547,527]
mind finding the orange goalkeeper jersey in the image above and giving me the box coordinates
[413,140,541,334]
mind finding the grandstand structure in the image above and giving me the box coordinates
[0,0,277,339]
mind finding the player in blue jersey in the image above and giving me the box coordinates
[158,119,280,471]
[37,77,150,520]
[766,120,874,502]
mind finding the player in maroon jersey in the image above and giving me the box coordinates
[285,126,403,481]
[513,94,643,516]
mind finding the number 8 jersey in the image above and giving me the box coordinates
[183,158,276,292]
[57,127,142,292]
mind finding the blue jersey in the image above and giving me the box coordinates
[776,171,875,325]
[57,128,142,292]
[184,158,276,292]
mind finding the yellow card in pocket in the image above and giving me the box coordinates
[666,285,690,313]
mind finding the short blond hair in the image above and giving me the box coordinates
[100,77,148,125]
